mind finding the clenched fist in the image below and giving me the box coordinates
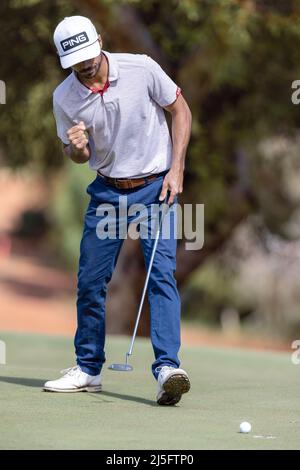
[67,121,89,150]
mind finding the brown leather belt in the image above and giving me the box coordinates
[97,170,166,189]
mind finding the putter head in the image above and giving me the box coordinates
[108,363,133,371]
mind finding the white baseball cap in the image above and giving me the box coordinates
[53,16,101,69]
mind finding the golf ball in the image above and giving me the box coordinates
[240,421,251,433]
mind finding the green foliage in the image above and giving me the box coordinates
[2,0,300,281]
[183,259,235,324]
[2,0,300,197]
[48,160,94,269]
[0,0,81,169]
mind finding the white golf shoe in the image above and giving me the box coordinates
[156,366,190,406]
[43,366,102,393]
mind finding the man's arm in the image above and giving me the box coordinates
[159,94,192,204]
[63,121,91,164]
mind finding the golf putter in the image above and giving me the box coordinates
[108,190,171,371]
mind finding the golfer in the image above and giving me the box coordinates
[44,16,192,405]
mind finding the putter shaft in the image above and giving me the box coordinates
[126,196,170,359]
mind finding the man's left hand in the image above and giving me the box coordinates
[159,167,184,205]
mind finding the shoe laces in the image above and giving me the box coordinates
[159,366,176,380]
[60,366,81,377]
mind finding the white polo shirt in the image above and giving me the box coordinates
[53,51,181,178]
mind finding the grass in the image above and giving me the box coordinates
[0,331,300,449]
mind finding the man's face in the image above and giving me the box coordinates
[72,53,102,80]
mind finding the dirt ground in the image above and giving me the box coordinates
[0,248,289,352]
[0,168,290,352]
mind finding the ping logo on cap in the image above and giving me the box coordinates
[61,31,89,52]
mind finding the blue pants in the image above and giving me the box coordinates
[74,171,181,380]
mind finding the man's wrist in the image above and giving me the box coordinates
[70,143,90,155]
[64,143,90,162]
[170,161,184,174]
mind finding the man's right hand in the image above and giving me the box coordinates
[64,121,90,163]
[67,121,89,150]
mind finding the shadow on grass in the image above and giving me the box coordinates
[0,376,157,406]
[93,391,156,407]
[0,376,44,387]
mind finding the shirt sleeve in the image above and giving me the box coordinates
[144,55,181,108]
[53,97,73,145]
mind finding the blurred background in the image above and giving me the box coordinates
[1,0,300,351]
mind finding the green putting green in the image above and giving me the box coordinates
[0,331,299,449]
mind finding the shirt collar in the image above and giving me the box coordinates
[74,50,119,99]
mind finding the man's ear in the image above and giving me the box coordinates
[98,35,102,49]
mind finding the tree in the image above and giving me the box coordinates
[1,0,300,334]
